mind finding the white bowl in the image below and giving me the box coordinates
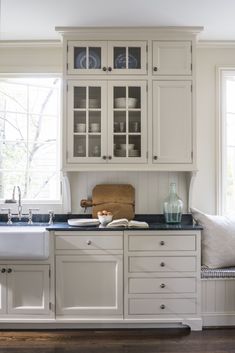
[114,97,137,109]
[75,123,86,132]
[98,214,113,226]
[120,144,135,151]
[79,99,99,109]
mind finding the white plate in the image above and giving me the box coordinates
[68,218,99,227]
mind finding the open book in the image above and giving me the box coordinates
[106,218,149,228]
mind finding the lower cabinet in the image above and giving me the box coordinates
[124,230,202,329]
[56,254,123,317]
[0,264,51,316]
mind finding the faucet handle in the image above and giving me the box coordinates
[48,210,55,225]
[28,208,39,225]
[1,208,12,224]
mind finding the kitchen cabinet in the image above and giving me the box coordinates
[0,264,50,316]
[152,41,192,76]
[55,232,123,318]
[124,230,202,330]
[67,80,147,163]
[152,80,192,163]
[67,40,147,75]
[56,26,202,170]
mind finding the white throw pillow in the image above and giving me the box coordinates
[191,208,235,268]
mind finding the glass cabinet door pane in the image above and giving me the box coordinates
[109,42,146,74]
[68,82,105,163]
[111,82,146,162]
[113,46,141,70]
[74,47,101,70]
[68,41,107,74]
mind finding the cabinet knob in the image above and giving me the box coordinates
[86,240,92,245]
[102,67,107,72]
[102,156,107,160]
[108,156,112,160]
[160,240,165,246]
[160,304,165,310]
[160,283,165,288]
[108,67,112,72]
[160,262,165,267]
[1,268,6,273]
[7,268,12,273]
[153,66,158,72]
[153,156,158,160]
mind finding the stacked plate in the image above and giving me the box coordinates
[129,150,140,157]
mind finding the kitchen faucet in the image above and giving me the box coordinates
[12,186,23,220]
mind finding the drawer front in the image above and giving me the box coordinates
[128,235,196,251]
[129,256,196,273]
[55,235,123,250]
[129,298,196,315]
[129,277,196,294]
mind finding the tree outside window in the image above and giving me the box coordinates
[0,77,61,202]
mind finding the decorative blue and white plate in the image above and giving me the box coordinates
[75,51,101,69]
[115,53,138,69]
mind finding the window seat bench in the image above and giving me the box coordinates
[201,266,235,326]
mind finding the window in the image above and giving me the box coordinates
[0,76,61,203]
[219,69,235,215]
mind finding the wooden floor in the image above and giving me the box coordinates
[0,328,234,352]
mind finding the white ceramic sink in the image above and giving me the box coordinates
[0,227,49,260]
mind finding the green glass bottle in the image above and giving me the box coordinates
[164,183,183,224]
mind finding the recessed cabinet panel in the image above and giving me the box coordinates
[56,255,123,317]
[152,81,192,163]
[7,265,50,315]
[68,41,107,75]
[152,41,192,75]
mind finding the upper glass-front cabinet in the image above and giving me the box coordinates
[67,41,147,75]
[67,80,147,164]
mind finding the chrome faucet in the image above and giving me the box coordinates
[12,186,23,220]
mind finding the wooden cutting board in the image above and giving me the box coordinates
[91,184,135,220]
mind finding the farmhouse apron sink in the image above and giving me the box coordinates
[0,227,49,260]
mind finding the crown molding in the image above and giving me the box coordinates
[0,40,61,48]
[197,40,235,49]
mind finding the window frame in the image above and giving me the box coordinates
[0,73,63,213]
[217,66,235,215]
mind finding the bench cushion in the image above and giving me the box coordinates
[201,266,235,279]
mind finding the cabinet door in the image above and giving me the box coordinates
[67,41,107,75]
[0,266,7,314]
[67,80,107,163]
[152,41,192,75]
[108,81,147,163]
[152,81,192,163]
[7,265,50,315]
[108,41,147,75]
[56,255,123,317]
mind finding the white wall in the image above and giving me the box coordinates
[194,45,235,214]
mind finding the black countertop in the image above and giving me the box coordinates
[0,214,202,231]
[46,222,202,232]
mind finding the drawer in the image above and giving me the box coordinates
[128,235,196,251]
[55,235,123,250]
[129,277,196,294]
[129,298,196,315]
[129,256,196,273]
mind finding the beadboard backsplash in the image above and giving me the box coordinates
[68,171,188,214]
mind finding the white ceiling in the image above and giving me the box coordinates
[1,0,235,41]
